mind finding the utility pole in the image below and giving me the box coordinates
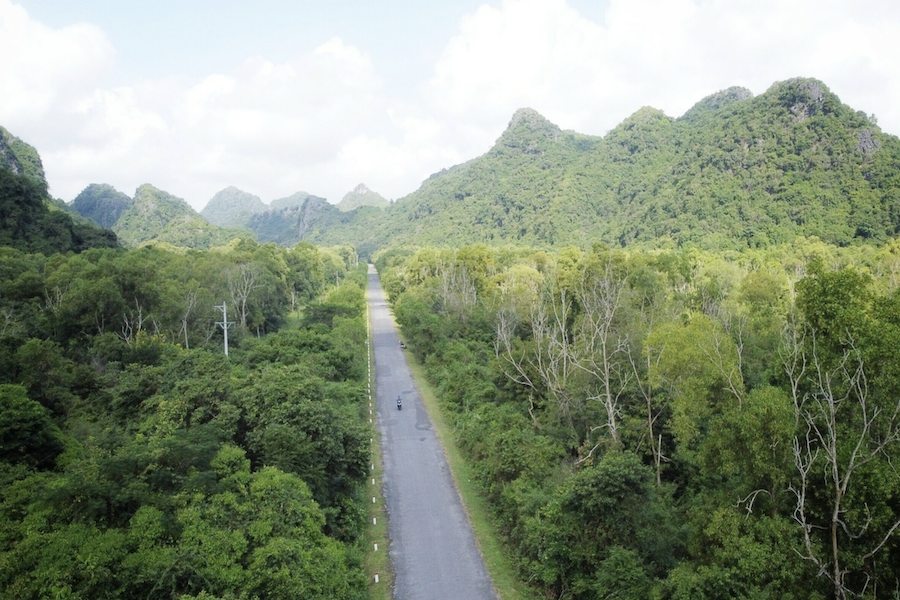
[215,302,234,356]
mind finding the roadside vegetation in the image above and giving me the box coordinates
[0,239,373,599]
[377,239,900,600]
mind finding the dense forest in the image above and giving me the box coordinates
[376,239,900,600]
[0,232,373,598]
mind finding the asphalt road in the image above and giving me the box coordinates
[367,265,498,600]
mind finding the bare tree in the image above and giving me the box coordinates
[180,285,201,349]
[437,261,477,318]
[496,280,582,439]
[629,336,667,485]
[228,263,262,329]
[784,329,900,600]
[120,299,148,344]
[573,261,631,447]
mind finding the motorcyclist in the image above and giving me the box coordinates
[396,396,402,410]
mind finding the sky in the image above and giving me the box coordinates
[2,0,899,211]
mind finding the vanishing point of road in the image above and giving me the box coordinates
[367,265,498,600]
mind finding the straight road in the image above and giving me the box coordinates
[367,265,497,600]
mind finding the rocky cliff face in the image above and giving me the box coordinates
[0,126,47,189]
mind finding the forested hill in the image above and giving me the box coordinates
[1,127,118,253]
[200,186,267,228]
[334,77,900,251]
[71,183,134,229]
[10,76,900,255]
[0,125,47,189]
[112,183,251,249]
[337,184,389,211]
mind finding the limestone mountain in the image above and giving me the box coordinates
[337,184,389,211]
[377,106,605,247]
[1,126,118,253]
[70,183,133,229]
[114,184,250,249]
[364,78,900,250]
[0,126,47,189]
[270,191,324,211]
[201,186,267,228]
[248,194,346,246]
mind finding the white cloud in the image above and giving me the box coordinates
[167,38,386,204]
[424,0,900,140]
[2,21,387,205]
[427,0,610,140]
[0,0,113,124]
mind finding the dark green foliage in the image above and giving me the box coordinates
[113,184,251,249]
[0,384,64,469]
[383,241,900,599]
[0,240,369,599]
[0,169,117,254]
[70,183,133,229]
[0,126,46,188]
[522,452,679,598]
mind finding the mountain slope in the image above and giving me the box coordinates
[270,191,324,211]
[248,195,350,245]
[71,183,133,229]
[337,184,389,211]
[380,107,607,246]
[0,126,118,253]
[114,184,250,249]
[0,126,47,189]
[367,78,900,250]
[200,186,267,227]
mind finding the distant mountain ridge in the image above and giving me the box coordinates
[113,184,250,249]
[270,191,323,211]
[71,183,133,229]
[349,77,900,250]
[200,186,266,227]
[13,76,900,254]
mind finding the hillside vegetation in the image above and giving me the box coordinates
[65,78,900,256]
[0,238,371,599]
[1,128,118,253]
[71,183,134,229]
[371,78,900,250]
[0,126,47,189]
[200,186,267,228]
[337,184,389,212]
[3,73,900,600]
[113,184,251,249]
[377,239,900,599]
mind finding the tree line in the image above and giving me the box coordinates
[1,239,371,599]
[377,238,900,600]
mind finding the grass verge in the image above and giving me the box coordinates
[364,413,392,599]
[402,343,533,600]
[365,306,393,599]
